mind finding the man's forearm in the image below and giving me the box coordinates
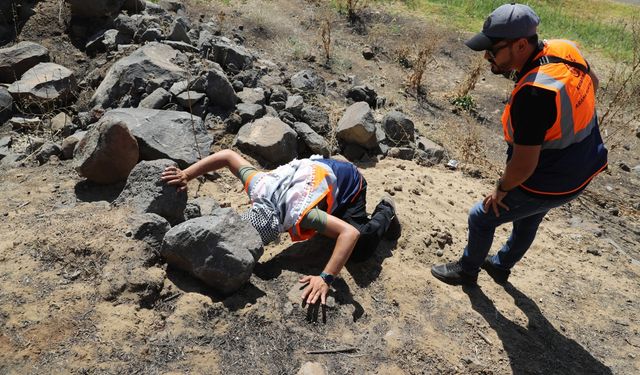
[322,230,359,275]
[499,161,536,191]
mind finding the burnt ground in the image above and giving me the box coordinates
[0,1,639,374]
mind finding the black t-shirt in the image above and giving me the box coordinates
[510,85,557,145]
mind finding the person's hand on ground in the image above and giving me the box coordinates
[299,275,329,306]
[482,188,509,217]
[161,166,190,192]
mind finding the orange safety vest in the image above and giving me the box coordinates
[501,39,607,196]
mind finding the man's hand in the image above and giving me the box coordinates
[482,188,509,217]
[161,166,190,192]
[299,275,329,305]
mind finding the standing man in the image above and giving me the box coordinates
[431,3,608,285]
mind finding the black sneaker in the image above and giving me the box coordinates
[431,262,478,286]
[481,256,511,285]
[380,194,401,240]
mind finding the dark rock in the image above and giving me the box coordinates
[74,118,139,184]
[346,85,378,108]
[235,116,298,165]
[278,111,297,126]
[270,101,285,111]
[416,136,445,164]
[237,87,266,105]
[619,162,631,172]
[8,63,77,109]
[199,33,254,72]
[61,131,87,160]
[167,18,191,44]
[138,87,171,109]
[387,147,414,160]
[35,142,62,165]
[0,41,50,83]
[269,86,289,103]
[300,105,330,135]
[336,102,377,150]
[232,80,244,92]
[292,122,330,157]
[382,111,415,146]
[140,28,163,43]
[234,69,262,88]
[191,196,221,216]
[114,14,137,37]
[290,69,325,95]
[184,202,202,220]
[224,112,243,134]
[284,95,304,117]
[362,47,375,60]
[162,40,199,53]
[99,108,212,168]
[236,103,265,124]
[202,69,238,109]
[161,208,263,294]
[175,91,206,108]
[127,213,171,251]
[91,43,187,109]
[114,159,187,224]
[0,87,13,124]
[0,135,11,160]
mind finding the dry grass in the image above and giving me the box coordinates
[597,20,640,149]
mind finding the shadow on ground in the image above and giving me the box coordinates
[462,283,613,375]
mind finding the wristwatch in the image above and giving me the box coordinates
[319,272,335,285]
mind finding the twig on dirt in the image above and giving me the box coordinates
[477,331,493,345]
[306,347,357,355]
[17,201,30,209]
[625,337,640,348]
[163,293,182,302]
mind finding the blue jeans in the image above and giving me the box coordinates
[459,188,578,274]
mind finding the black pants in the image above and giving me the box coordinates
[333,180,395,262]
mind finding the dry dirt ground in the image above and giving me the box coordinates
[1,1,639,374]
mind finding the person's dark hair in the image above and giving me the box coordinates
[526,34,539,45]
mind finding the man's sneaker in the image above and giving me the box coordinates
[380,194,401,240]
[481,256,511,285]
[431,262,478,286]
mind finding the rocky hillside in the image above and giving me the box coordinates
[0,1,639,374]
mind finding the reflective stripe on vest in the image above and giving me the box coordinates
[502,40,596,150]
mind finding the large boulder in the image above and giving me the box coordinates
[114,159,187,224]
[91,43,187,109]
[202,69,238,109]
[73,118,139,184]
[382,111,415,146]
[0,41,50,83]
[0,87,13,124]
[198,33,253,72]
[290,70,325,96]
[235,116,297,165]
[336,102,378,150]
[67,0,128,18]
[161,208,264,294]
[8,63,77,109]
[99,108,212,168]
